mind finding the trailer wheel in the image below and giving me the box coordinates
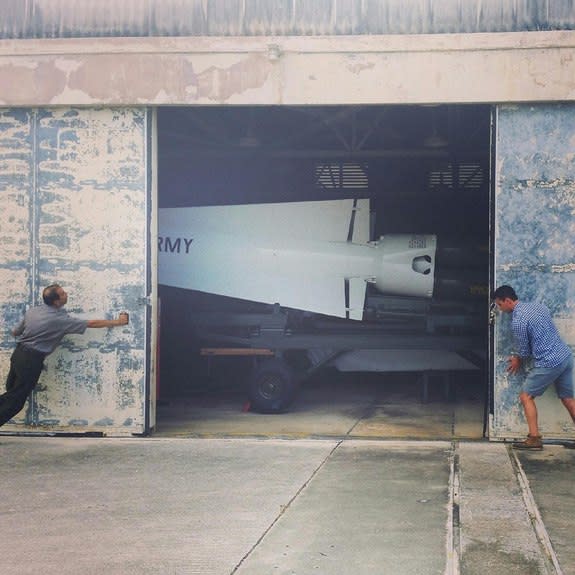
[248,358,297,414]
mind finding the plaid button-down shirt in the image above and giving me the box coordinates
[511,301,572,368]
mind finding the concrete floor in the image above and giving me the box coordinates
[154,371,486,440]
[0,436,573,575]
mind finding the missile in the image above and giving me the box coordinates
[158,199,485,320]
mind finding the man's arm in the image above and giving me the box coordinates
[511,309,532,358]
[507,312,530,374]
[12,320,25,337]
[86,312,129,329]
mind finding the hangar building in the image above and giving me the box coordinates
[0,0,574,439]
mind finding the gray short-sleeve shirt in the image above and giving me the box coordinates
[13,304,88,355]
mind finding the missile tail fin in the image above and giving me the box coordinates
[346,277,367,320]
[160,198,370,243]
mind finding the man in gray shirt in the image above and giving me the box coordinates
[0,283,129,427]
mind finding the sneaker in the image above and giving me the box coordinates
[512,434,543,449]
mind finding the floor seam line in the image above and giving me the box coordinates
[229,438,343,574]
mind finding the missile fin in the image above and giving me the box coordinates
[160,199,370,243]
[347,277,367,321]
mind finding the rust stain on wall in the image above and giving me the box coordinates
[195,54,274,101]
[0,61,67,105]
[36,52,275,104]
[65,54,193,102]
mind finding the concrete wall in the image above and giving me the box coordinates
[0,108,151,434]
[493,104,575,439]
[0,31,573,106]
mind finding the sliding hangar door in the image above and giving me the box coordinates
[0,108,154,435]
[493,104,575,440]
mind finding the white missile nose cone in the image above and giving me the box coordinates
[412,255,432,275]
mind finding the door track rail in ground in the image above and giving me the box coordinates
[445,440,461,575]
[449,442,563,575]
[508,447,563,575]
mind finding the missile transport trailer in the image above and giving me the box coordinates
[158,199,488,413]
[183,294,486,413]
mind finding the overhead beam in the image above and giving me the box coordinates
[0,31,573,106]
[162,147,489,160]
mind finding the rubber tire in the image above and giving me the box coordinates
[248,358,297,414]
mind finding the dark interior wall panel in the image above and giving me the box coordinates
[493,104,575,439]
[0,108,150,435]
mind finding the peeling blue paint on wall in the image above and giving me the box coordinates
[493,104,575,439]
[0,107,150,435]
[0,110,35,423]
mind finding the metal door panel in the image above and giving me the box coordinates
[492,104,575,439]
[0,108,151,435]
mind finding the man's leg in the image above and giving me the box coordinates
[560,398,575,449]
[5,362,17,391]
[561,398,575,422]
[513,366,550,449]
[0,347,44,427]
[555,356,575,446]
[513,391,543,448]
[0,382,35,426]
[519,391,540,437]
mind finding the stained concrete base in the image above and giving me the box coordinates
[0,437,572,575]
[155,373,486,440]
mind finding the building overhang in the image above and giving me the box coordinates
[0,31,574,106]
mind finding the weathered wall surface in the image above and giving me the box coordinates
[0,108,150,435]
[0,32,573,106]
[493,104,575,439]
[0,110,34,337]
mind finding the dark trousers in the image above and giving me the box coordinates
[0,344,46,427]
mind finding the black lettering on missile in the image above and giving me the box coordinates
[158,236,194,254]
[408,236,427,249]
[183,238,194,253]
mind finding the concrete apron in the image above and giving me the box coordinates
[154,375,486,440]
[0,437,569,575]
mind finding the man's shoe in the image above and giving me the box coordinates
[512,434,543,449]
[561,442,575,449]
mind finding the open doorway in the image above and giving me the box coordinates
[154,104,491,438]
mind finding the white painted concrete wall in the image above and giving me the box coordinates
[0,31,573,106]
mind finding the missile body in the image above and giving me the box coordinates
[158,199,483,320]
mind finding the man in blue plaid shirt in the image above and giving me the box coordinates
[493,285,575,449]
